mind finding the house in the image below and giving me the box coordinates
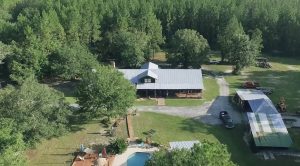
[118,62,204,98]
[235,89,293,149]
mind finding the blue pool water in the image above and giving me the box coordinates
[127,152,150,166]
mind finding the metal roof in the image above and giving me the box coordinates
[138,70,158,79]
[248,98,278,114]
[247,112,292,147]
[140,62,159,69]
[169,141,200,150]
[236,89,269,101]
[118,69,204,90]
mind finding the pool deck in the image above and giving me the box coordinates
[112,147,158,166]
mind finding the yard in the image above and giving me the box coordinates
[116,112,300,166]
[26,119,111,165]
[223,55,300,113]
[134,76,219,106]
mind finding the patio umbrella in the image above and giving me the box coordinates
[101,147,107,158]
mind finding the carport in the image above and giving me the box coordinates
[247,112,292,148]
[247,98,278,114]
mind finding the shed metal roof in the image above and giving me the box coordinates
[248,98,278,114]
[169,141,200,150]
[236,89,269,101]
[247,112,292,147]
[119,69,204,90]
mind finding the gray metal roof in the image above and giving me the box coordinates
[118,69,204,90]
[236,89,269,101]
[247,112,292,147]
[138,70,158,79]
[141,62,159,69]
[248,99,278,114]
[169,141,200,150]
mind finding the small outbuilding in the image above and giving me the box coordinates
[169,140,200,150]
[247,112,292,148]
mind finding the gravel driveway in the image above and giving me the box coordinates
[135,77,243,125]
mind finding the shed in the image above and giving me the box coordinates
[248,98,278,114]
[236,89,269,101]
[247,112,292,148]
[169,140,200,150]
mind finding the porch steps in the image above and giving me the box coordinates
[157,98,165,106]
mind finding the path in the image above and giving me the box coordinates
[135,77,242,125]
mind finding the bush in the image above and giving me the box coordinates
[107,138,128,154]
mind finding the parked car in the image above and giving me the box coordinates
[219,111,235,129]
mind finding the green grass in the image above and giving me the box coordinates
[27,120,110,165]
[225,55,300,113]
[65,96,77,104]
[117,112,300,166]
[202,64,233,74]
[134,77,219,106]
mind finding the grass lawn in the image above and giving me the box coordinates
[27,120,110,165]
[134,77,219,106]
[116,112,300,166]
[65,96,77,104]
[224,55,300,113]
[202,64,233,74]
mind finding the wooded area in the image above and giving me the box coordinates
[1,0,300,81]
[1,0,300,164]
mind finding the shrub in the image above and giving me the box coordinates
[107,138,128,154]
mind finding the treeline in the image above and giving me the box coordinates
[1,0,300,81]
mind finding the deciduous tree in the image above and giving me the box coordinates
[146,141,236,166]
[167,29,210,68]
[77,65,135,121]
[0,76,71,144]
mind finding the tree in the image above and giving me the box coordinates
[167,29,210,68]
[8,27,47,84]
[0,118,26,166]
[48,43,99,79]
[218,16,244,62]
[102,30,150,67]
[0,76,71,144]
[228,33,259,74]
[77,65,135,121]
[146,141,236,166]
[0,42,11,62]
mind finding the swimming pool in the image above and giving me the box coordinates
[127,152,150,166]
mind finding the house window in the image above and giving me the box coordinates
[144,78,151,83]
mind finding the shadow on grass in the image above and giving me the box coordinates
[180,118,213,134]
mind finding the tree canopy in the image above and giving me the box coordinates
[218,18,263,74]
[48,43,99,79]
[0,118,26,166]
[77,65,136,120]
[146,141,236,166]
[1,0,300,80]
[167,29,210,68]
[0,76,71,144]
